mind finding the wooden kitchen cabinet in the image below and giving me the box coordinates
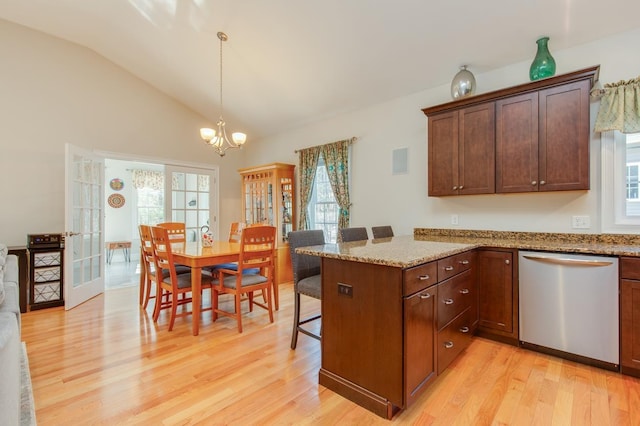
[319,250,476,419]
[476,248,519,345]
[620,257,640,377]
[423,65,599,197]
[428,103,495,196]
[496,80,591,193]
[404,280,436,407]
[238,163,295,285]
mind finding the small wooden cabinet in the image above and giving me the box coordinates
[477,248,519,344]
[428,103,495,196]
[620,257,640,377]
[238,163,295,285]
[423,66,598,197]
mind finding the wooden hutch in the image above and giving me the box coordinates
[238,163,296,285]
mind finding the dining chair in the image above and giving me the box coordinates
[138,225,191,310]
[150,225,215,331]
[157,222,187,244]
[339,226,369,242]
[213,225,276,333]
[371,225,394,239]
[288,229,324,349]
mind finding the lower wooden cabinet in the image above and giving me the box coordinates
[620,257,640,376]
[404,285,436,406]
[477,248,518,344]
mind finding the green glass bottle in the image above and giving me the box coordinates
[529,36,556,81]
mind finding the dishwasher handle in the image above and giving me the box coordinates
[522,254,613,267]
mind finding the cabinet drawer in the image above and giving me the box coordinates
[621,257,640,280]
[437,308,474,374]
[437,269,475,330]
[437,251,474,281]
[404,261,438,296]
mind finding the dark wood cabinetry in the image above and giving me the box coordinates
[496,80,591,192]
[423,66,598,197]
[428,104,495,196]
[620,257,640,377]
[319,250,477,419]
[477,248,519,344]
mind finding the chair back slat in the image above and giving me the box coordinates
[157,222,187,244]
[237,226,276,275]
[228,222,246,243]
[150,226,180,291]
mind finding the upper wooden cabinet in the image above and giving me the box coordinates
[428,103,495,196]
[423,66,599,196]
[238,162,296,284]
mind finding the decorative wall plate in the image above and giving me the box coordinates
[108,193,125,208]
[109,178,124,191]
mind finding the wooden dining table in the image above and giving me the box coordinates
[171,240,241,336]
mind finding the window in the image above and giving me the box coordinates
[602,131,640,232]
[308,155,339,243]
[136,187,164,226]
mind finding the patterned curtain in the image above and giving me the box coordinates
[297,146,321,230]
[321,139,353,231]
[132,170,164,190]
[591,77,640,133]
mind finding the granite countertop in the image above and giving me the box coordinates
[297,228,640,269]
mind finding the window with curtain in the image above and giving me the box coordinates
[132,169,164,226]
[308,155,339,243]
[297,138,354,242]
[594,76,640,232]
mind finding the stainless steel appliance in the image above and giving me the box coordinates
[519,251,619,370]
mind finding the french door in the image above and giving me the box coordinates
[64,144,105,309]
[165,165,219,242]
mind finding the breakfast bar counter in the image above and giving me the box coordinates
[298,229,640,419]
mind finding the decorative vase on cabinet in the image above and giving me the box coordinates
[238,163,296,288]
[529,36,556,81]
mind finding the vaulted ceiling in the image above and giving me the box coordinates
[1,0,639,140]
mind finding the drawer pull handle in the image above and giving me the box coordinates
[460,326,470,333]
[418,274,431,281]
[420,293,431,299]
[444,266,454,271]
[459,260,469,265]
[459,288,469,294]
[443,298,454,305]
[453,186,458,190]
[444,341,454,349]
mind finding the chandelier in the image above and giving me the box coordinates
[200,31,247,157]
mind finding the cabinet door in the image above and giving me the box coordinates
[621,279,640,373]
[496,92,539,193]
[478,250,515,335]
[538,79,590,191]
[459,103,495,195]
[404,286,436,407]
[428,111,459,196]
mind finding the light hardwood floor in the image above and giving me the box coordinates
[22,283,640,425]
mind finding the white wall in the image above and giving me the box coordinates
[247,28,640,236]
[0,19,245,246]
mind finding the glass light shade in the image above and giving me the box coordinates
[232,132,247,145]
[200,128,215,142]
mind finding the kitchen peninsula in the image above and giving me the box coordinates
[298,230,640,419]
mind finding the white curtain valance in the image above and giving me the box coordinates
[591,77,640,134]
[132,170,164,190]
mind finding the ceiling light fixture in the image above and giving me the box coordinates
[200,31,246,157]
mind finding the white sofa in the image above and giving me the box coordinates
[0,243,22,425]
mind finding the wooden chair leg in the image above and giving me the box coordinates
[153,283,163,322]
[139,258,146,306]
[212,288,219,321]
[235,293,243,333]
[168,292,178,331]
[273,282,279,311]
[266,285,274,323]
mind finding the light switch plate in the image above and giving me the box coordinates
[572,215,591,229]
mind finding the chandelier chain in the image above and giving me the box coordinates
[219,32,224,118]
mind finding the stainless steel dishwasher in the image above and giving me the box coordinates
[519,251,619,370]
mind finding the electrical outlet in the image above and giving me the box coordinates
[337,282,353,297]
[572,215,591,229]
[451,214,459,225]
